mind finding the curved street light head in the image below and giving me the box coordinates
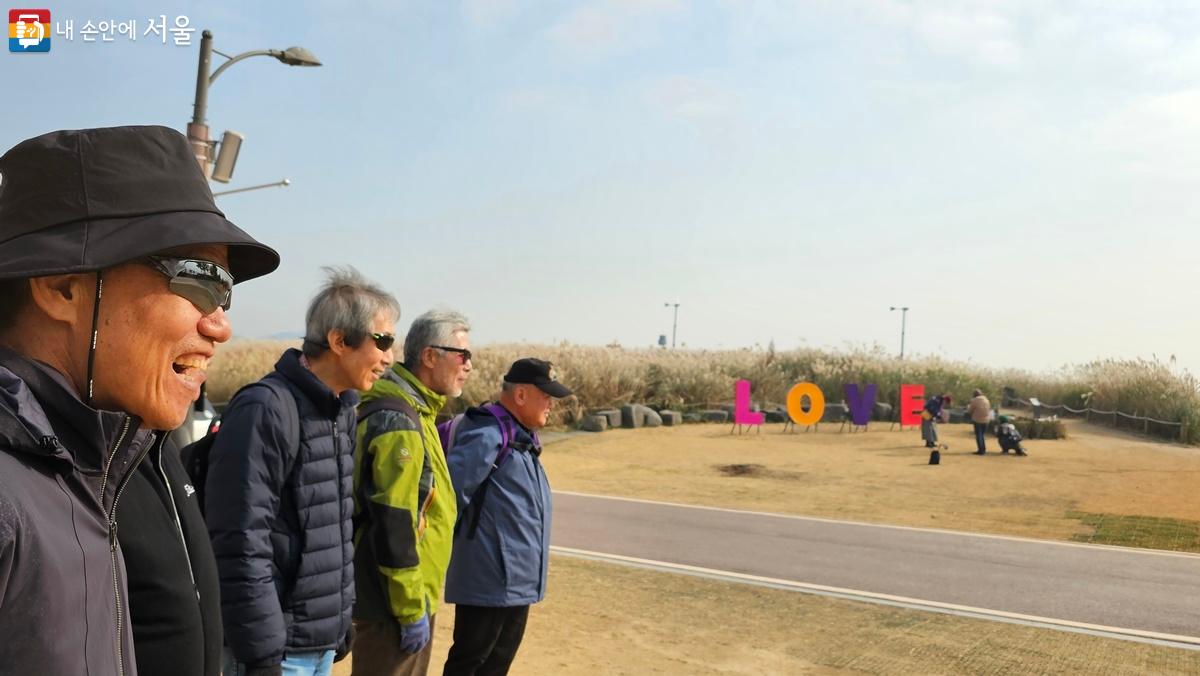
[275,46,321,67]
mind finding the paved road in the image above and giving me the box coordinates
[550,492,1200,641]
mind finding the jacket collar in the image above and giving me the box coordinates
[368,363,447,417]
[495,402,542,454]
[275,348,359,419]
[0,345,157,509]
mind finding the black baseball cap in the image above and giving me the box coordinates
[504,358,572,398]
[0,125,279,282]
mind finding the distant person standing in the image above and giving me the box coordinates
[967,389,991,455]
[442,358,573,676]
[921,394,950,448]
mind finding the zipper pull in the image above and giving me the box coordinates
[109,520,118,552]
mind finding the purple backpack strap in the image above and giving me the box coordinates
[480,403,515,466]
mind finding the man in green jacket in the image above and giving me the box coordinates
[352,309,473,676]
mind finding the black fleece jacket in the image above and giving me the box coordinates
[117,433,223,676]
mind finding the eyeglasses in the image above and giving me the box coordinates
[432,345,472,363]
[146,256,234,315]
[370,332,396,351]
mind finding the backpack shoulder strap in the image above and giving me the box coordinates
[356,396,425,445]
[479,403,516,463]
[246,374,302,476]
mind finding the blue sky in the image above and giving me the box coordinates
[6,1,1200,375]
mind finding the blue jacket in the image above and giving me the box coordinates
[924,396,946,418]
[205,349,358,666]
[444,405,552,607]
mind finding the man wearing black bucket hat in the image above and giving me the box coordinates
[441,358,572,676]
[0,125,278,675]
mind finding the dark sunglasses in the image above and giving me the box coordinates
[370,332,396,351]
[146,256,234,315]
[432,345,472,363]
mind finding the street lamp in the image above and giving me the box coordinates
[664,302,681,349]
[889,306,909,359]
[187,29,321,179]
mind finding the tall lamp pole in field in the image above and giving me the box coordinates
[664,302,681,349]
[889,306,909,359]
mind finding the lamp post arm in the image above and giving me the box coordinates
[209,50,282,85]
[212,179,290,198]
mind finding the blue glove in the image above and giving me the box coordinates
[399,615,430,654]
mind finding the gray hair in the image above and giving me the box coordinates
[403,308,471,369]
[302,266,400,358]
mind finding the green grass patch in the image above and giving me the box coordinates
[1067,511,1200,552]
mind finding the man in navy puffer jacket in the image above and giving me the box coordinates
[206,267,399,676]
[442,358,572,676]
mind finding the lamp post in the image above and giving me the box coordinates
[889,306,909,359]
[664,302,680,349]
[187,29,321,176]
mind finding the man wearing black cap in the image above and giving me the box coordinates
[0,125,278,675]
[441,358,572,676]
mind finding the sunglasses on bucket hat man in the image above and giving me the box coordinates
[145,255,234,315]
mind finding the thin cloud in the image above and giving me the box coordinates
[547,0,685,57]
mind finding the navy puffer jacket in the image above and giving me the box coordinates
[205,348,358,666]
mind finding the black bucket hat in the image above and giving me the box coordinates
[0,125,279,282]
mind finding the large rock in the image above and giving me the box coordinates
[821,403,849,423]
[580,415,608,432]
[682,412,702,424]
[947,407,967,424]
[873,402,894,421]
[764,409,789,423]
[621,404,659,428]
[700,409,729,423]
[593,409,622,428]
[660,410,682,426]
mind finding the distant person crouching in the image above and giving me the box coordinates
[997,415,1028,456]
[442,358,573,676]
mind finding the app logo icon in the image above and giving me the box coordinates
[9,9,50,53]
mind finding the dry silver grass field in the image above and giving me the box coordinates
[331,419,1200,674]
[208,340,1200,441]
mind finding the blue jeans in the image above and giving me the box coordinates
[223,648,335,676]
[973,423,987,453]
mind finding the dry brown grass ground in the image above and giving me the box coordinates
[334,555,1200,675]
[330,420,1200,674]
[542,419,1200,544]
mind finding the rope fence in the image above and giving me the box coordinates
[1009,397,1186,443]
